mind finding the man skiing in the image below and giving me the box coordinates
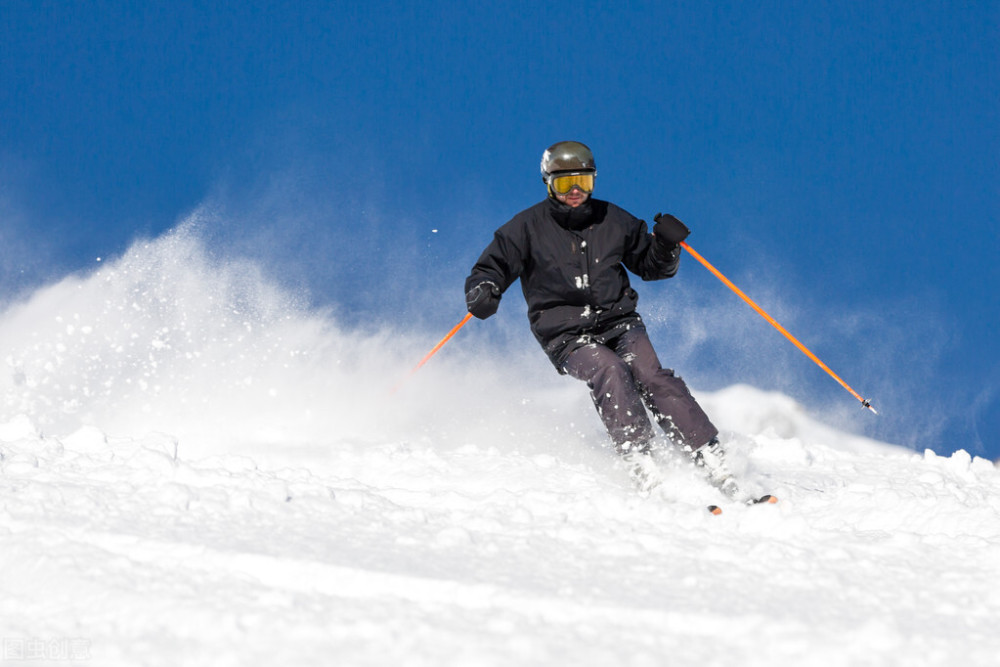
[464,140,736,497]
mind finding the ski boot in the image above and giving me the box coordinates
[620,442,663,496]
[689,437,740,499]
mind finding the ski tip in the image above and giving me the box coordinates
[710,496,777,513]
[745,494,779,506]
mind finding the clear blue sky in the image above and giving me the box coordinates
[2,1,997,458]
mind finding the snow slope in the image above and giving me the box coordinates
[2,227,999,666]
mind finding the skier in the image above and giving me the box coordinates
[464,140,736,497]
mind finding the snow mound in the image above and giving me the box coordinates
[705,383,904,455]
[2,409,999,666]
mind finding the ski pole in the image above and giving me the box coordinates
[391,312,474,393]
[679,241,877,414]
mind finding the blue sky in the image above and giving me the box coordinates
[2,1,997,458]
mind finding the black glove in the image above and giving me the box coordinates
[466,281,501,319]
[653,213,691,245]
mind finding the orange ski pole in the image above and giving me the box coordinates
[680,241,877,414]
[391,312,474,393]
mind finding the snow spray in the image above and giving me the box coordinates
[0,222,590,459]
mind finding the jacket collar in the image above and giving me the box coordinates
[546,196,597,231]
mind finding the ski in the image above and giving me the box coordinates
[707,494,778,516]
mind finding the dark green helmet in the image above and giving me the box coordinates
[540,141,596,182]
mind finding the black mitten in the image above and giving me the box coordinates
[653,213,691,245]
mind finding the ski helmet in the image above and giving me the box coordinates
[540,141,596,183]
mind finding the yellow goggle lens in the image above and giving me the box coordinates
[550,173,595,195]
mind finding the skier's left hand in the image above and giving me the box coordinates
[653,213,690,245]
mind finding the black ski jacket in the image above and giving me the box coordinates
[465,197,681,371]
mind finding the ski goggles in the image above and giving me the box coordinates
[548,172,595,195]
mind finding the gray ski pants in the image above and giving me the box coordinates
[562,326,718,453]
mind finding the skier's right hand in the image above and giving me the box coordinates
[466,281,501,319]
